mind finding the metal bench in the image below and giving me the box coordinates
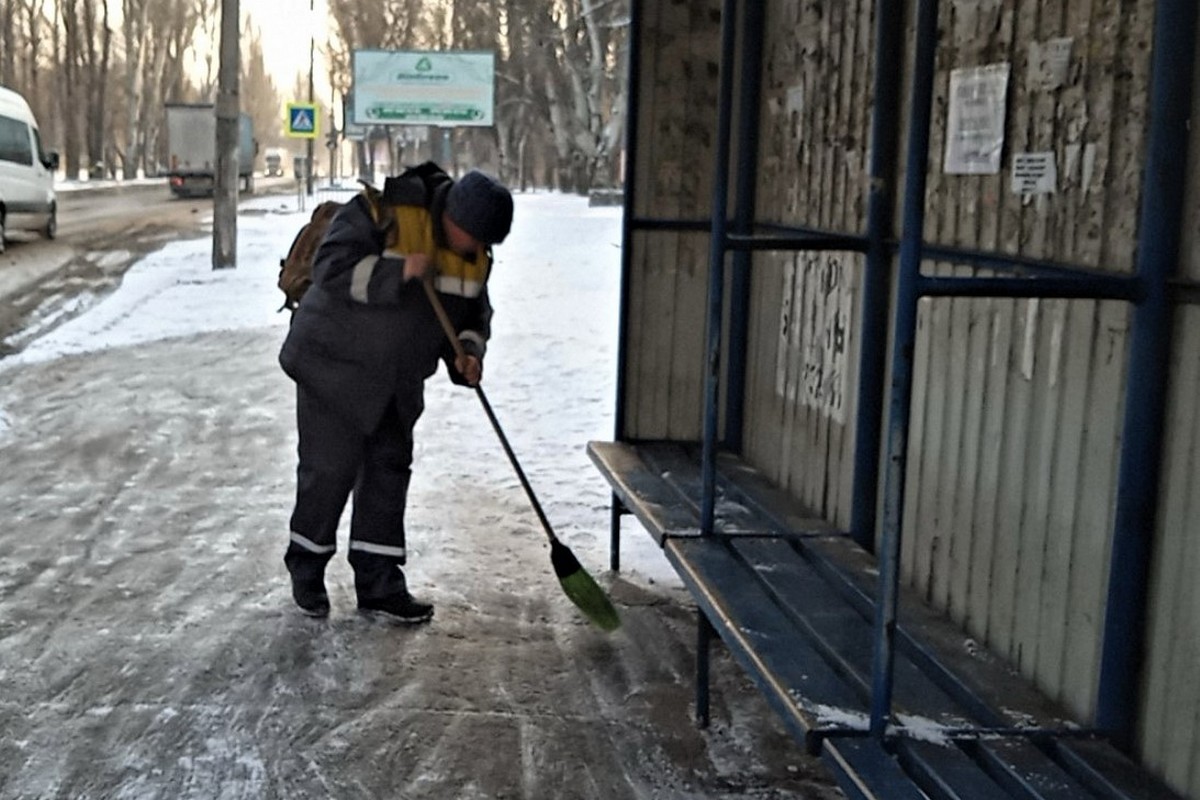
[588,440,1185,800]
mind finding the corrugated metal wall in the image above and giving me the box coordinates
[623,0,1200,795]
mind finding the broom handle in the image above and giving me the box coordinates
[422,277,560,545]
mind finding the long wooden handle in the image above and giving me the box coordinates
[422,276,467,360]
[421,274,561,544]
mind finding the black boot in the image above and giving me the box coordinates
[357,591,434,624]
[285,546,332,618]
[350,551,433,624]
[291,578,330,618]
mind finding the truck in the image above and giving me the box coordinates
[164,103,255,198]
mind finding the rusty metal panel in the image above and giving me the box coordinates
[919,0,1150,271]
[741,0,875,530]
[622,0,719,441]
[757,0,874,231]
[743,251,863,531]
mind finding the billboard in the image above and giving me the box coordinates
[352,50,495,127]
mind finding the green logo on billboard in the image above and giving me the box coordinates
[416,57,432,72]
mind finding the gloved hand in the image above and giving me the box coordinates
[382,250,432,282]
[455,353,482,386]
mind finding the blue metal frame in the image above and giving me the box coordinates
[850,0,905,550]
[1097,0,1195,750]
[869,0,940,739]
[724,0,767,455]
[699,0,740,536]
[610,0,645,572]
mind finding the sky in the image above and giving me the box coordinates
[241,0,333,102]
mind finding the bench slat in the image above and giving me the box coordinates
[586,441,699,543]
[732,538,972,722]
[640,443,774,533]
[823,738,933,800]
[897,740,1013,800]
[666,536,866,749]
[972,739,1104,800]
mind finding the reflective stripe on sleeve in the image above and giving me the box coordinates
[459,330,487,356]
[349,255,380,303]
[290,532,336,554]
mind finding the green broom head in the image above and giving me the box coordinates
[550,539,621,632]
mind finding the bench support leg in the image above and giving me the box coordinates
[695,609,713,727]
[609,493,623,572]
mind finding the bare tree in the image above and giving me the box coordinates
[80,0,114,176]
[122,0,151,176]
[1,0,14,85]
[241,23,284,154]
[534,0,627,192]
[58,0,84,178]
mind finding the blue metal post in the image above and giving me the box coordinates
[610,0,644,572]
[613,0,643,446]
[723,0,766,455]
[869,0,939,738]
[849,0,904,550]
[696,610,713,727]
[1096,0,1195,750]
[700,0,739,535]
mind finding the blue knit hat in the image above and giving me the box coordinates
[446,170,514,245]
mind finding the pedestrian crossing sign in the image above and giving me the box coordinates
[286,103,319,138]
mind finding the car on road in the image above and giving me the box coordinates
[0,85,58,253]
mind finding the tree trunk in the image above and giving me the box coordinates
[60,0,83,179]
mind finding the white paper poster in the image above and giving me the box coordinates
[1011,152,1057,194]
[943,63,1011,175]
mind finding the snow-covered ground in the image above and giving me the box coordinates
[0,190,841,798]
[2,190,677,588]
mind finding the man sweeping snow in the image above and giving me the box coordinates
[278,163,514,623]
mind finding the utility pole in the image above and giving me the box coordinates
[306,0,315,196]
[213,0,239,269]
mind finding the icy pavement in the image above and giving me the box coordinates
[0,192,842,798]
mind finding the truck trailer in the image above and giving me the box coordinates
[164,103,255,198]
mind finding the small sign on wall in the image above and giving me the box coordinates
[943,63,1011,175]
[1028,38,1073,91]
[1011,152,1057,194]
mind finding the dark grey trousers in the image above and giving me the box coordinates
[286,384,424,599]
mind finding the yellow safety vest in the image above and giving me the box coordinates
[388,204,489,299]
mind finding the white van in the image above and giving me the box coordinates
[0,85,58,253]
